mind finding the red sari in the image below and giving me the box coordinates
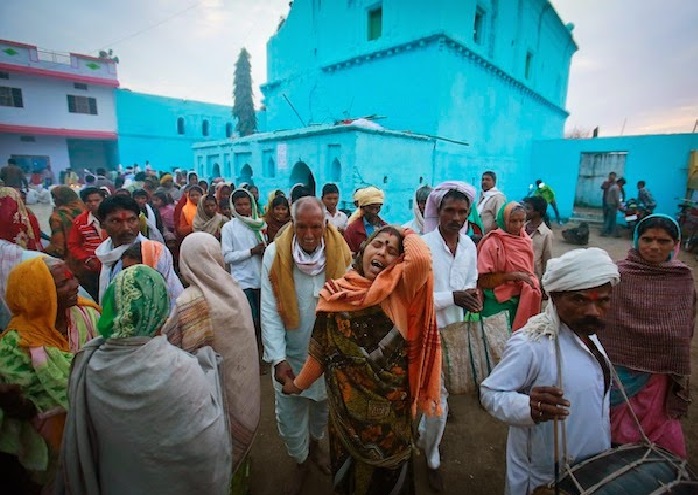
[0,187,42,251]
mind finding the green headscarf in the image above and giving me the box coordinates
[495,201,524,231]
[97,265,170,339]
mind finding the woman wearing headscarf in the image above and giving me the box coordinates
[283,226,442,495]
[45,187,85,259]
[598,214,695,458]
[0,186,43,251]
[264,194,291,242]
[59,266,232,495]
[0,257,100,491]
[215,182,233,205]
[193,194,227,240]
[119,240,184,310]
[477,202,542,331]
[176,185,203,239]
[403,185,432,235]
[162,233,260,494]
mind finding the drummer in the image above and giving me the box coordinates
[480,248,620,495]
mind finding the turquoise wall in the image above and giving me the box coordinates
[115,89,235,172]
[531,134,698,219]
[258,0,576,203]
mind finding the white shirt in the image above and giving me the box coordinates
[260,242,327,401]
[480,325,611,495]
[324,209,348,231]
[221,218,262,290]
[422,230,478,329]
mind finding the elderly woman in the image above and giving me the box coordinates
[283,226,442,495]
[162,233,260,494]
[477,202,542,331]
[0,187,43,251]
[598,214,696,458]
[59,266,232,495]
[0,257,100,491]
[119,240,184,309]
[45,186,84,259]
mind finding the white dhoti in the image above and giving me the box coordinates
[274,379,328,464]
[417,372,449,469]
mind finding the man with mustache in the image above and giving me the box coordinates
[418,182,481,492]
[480,248,620,495]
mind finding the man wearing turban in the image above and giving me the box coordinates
[480,248,620,495]
[343,186,386,253]
[402,185,432,235]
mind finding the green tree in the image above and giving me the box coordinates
[232,48,257,137]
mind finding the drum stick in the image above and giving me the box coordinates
[554,415,560,495]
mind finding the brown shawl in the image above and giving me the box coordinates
[268,223,351,330]
[600,249,696,376]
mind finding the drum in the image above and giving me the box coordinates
[533,443,698,494]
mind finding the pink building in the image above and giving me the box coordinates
[0,39,119,178]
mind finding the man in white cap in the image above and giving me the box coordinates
[480,247,620,495]
[418,181,481,492]
[343,186,386,253]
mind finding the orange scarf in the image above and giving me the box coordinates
[316,232,442,417]
[2,257,100,352]
[269,223,351,330]
[182,194,198,228]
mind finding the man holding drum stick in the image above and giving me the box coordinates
[480,248,620,494]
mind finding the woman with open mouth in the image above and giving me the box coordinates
[282,226,442,495]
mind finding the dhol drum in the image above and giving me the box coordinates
[533,443,698,495]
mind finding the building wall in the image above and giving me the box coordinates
[0,133,70,171]
[263,0,575,132]
[531,134,698,219]
[0,72,117,131]
[193,126,440,223]
[115,90,235,172]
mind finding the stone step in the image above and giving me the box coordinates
[567,216,603,225]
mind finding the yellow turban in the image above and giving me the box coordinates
[160,174,173,185]
[356,186,384,207]
[349,186,385,223]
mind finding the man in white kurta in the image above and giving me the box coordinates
[481,247,620,495]
[261,198,351,495]
[222,189,266,334]
[418,183,480,491]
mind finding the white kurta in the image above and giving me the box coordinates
[221,218,262,290]
[260,242,326,401]
[422,230,478,328]
[480,325,611,495]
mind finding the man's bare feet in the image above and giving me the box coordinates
[309,438,331,476]
[283,460,310,495]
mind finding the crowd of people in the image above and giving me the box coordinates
[0,160,693,495]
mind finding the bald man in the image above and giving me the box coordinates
[261,197,352,495]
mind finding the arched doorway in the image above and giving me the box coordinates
[289,161,316,196]
[212,163,221,178]
[238,164,254,187]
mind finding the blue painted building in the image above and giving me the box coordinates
[115,89,237,172]
[194,0,578,222]
[531,133,698,221]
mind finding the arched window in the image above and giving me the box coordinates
[176,117,185,135]
[225,123,233,138]
[202,119,210,137]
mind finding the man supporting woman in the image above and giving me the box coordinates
[599,214,695,458]
[284,226,442,495]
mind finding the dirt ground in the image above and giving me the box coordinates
[31,205,698,494]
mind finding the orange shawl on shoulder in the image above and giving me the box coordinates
[2,257,100,352]
[315,231,442,417]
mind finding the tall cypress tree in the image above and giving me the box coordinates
[232,48,257,137]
